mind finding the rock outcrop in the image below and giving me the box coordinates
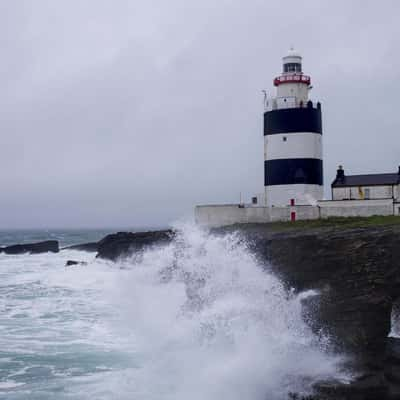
[96,230,175,261]
[219,223,400,399]
[60,230,174,260]
[0,240,59,254]
[65,260,88,267]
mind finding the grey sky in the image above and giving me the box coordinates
[1,0,399,228]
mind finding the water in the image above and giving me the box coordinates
[0,228,150,248]
[0,224,341,399]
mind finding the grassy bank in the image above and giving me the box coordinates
[264,215,400,232]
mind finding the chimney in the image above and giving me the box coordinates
[336,165,345,182]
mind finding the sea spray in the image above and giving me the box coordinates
[104,223,341,399]
[0,224,341,399]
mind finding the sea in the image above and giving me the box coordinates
[0,223,342,400]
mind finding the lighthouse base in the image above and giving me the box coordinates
[265,184,323,206]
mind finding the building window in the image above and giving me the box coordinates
[365,188,370,199]
[283,136,287,142]
[283,63,302,73]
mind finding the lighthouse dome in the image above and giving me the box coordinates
[285,47,302,59]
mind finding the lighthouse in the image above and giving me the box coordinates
[195,48,400,227]
[264,49,323,206]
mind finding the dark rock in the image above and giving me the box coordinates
[313,374,387,400]
[385,338,400,399]
[63,242,99,252]
[386,338,400,366]
[96,230,175,261]
[216,223,400,397]
[0,240,59,254]
[65,260,88,267]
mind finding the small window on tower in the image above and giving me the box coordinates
[283,136,287,142]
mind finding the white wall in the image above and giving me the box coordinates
[396,185,400,201]
[195,204,319,228]
[276,83,309,105]
[294,206,320,220]
[332,185,394,200]
[195,199,396,228]
[195,205,269,228]
[332,187,350,200]
[319,199,393,218]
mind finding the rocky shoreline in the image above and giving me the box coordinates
[4,220,400,399]
[64,229,175,260]
[0,230,174,260]
[219,222,400,399]
[0,240,59,254]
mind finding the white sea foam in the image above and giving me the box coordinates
[0,224,341,399]
[0,380,24,389]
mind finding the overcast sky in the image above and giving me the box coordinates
[1,0,399,228]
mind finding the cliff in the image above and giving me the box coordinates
[219,217,400,399]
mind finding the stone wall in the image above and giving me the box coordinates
[194,205,269,228]
[195,199,395,228]
[195,204,319,227]
[319,199,393,218]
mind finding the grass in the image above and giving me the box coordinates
[257,215,400,232]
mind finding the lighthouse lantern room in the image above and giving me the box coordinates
[264,49,323,206]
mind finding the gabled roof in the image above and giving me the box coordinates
[332,173,400,187]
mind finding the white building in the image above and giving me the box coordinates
[194,50,400,228]
[331,164,400,205]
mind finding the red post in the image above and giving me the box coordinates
[291,211,296,222]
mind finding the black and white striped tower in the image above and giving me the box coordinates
[264,49,323,206]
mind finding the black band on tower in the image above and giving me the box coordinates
[264,107,322,135]
[264,158,323,186]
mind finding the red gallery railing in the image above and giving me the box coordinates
[273,74,311,86]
